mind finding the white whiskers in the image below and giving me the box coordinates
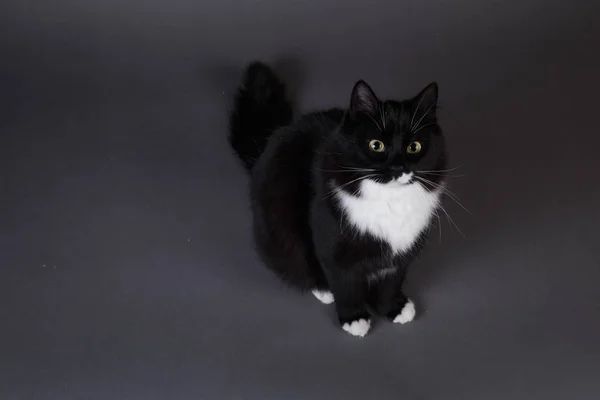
[366,114,383,132]
[322,174,377,200]
[414,175,472,215]
[413,175,469,239]
[417,166,463,174]
[410,102,437,133]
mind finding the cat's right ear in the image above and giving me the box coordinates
[349,80,380,120]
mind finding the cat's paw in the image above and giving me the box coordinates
[342,318,371,337]
[392,300,416,324]
[312,289,335,304]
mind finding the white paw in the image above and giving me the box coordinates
[312,289,335,304]
[393,300,416,324]
[342,319,371,337]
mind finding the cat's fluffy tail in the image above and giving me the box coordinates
[228,62,293,172]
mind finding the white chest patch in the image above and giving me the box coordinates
[336,177,441,254]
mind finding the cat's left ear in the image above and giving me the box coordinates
[413,82,439,117]
[349,80,380,119]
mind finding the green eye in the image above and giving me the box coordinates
[368,139,385,152]
[407,141,422,154]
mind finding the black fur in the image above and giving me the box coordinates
[228,62,293,171]
[228,61,447,334]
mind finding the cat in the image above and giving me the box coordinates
[228,62,447,337]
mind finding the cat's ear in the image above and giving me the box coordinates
[349,80,380,119]
[413,82,439,117]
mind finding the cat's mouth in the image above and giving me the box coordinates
[396,172,414,184]
[385,172,414,186]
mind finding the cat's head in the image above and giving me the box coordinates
[327,80,447,191]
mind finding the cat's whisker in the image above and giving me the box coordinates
[417,166,463,173]
[323,175,369,200]
[409,92,427,131]
[414,176,472,215]
[435,210,442,244]
[418,182,464,238]
[366,114,383,132]
[315,168,376,173]
[411,123,437,135]
[419,172,465,178]
[416,177,470,214]
[419,186,443,244]
[439,204,465,238]
[322,174,377,200]
[414,175,451,193]
[337,165,377,171]
[411,102,437,133]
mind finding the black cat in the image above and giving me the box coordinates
[229,62,447,337]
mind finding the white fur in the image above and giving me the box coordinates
[336,174,441,254]
[397,171,414,184]
[393,300,416,324]
[342,319,371,337]
[312,289,335,304]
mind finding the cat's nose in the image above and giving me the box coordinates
[389,166,406,177]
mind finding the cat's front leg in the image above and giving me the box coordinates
[370,268,416,325]
[328,271,371,337]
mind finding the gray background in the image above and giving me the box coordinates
[1,1,600,399]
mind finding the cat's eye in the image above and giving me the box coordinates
[368,139,385,153]
[406,141,422,154]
